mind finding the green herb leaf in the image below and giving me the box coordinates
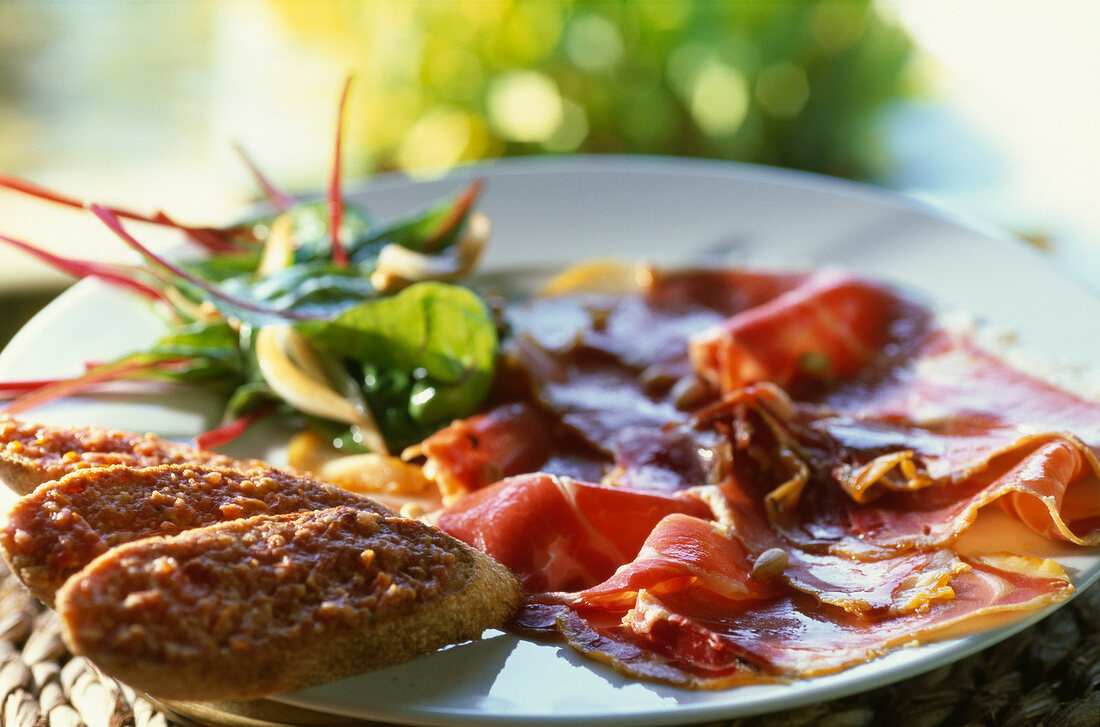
[347,182,479,261]
[299,281,498,447]
[138,321,248,387]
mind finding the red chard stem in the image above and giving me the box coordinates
[233,142,295,212]
[0,172,246,254]
[89,204,317,321]
[0,231,164,301]
[422,178,485,253]
[1,357,189,415]
[328,75,354,268]
[192,402,275,450]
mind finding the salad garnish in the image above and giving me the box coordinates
[0,83,496,454]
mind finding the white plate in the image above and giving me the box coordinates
[2,155,1099,726]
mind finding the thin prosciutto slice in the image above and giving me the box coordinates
[427,266,1099,688]
[755,331,1100,554]
[433,473,713,593]
[690,270,929,394]
[549,513,782,610]
[818,331,1100,495]
[512,510,1070,687]
[773,431,1100,555]
[502,268,819,456]
[538,552,1070,687]
[410,402,556,503]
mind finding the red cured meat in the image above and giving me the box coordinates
[498,268,818,457]
[534,553,1070,688]
[766,331,1100,553]
[413,402,555,502]
[428,267,1098,687]
[511,510,1070,687]
[433,473,713,593]
[690,270,927,394]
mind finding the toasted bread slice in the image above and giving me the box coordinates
[0,416,263,496]
[0,463,393,607]
[56,507,523,701]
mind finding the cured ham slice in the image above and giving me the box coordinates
[750,331,1100,554]
[433,473,712,593]
[510,508,1070,687]
[428,265,1099,689]
[690,270,929,395]
[772,432,1100,555]
[409,402,556,503]
[823,331,1100,442]
[606,424,723,492]
[530,552,1070,687]
[549,513,782,610]
[644,268,811,315]
[501,268,815,456]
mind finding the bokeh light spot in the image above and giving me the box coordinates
[755,61,810,118]
[689,59,749,137]
[396,108,472,174]
[666,41,709,99]
[543,97,589,152]
[487,70,563,142]
[565,13,624,71]
[810,2,866,53]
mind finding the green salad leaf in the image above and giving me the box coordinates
[0,137,491,453]
[299,281,498,450]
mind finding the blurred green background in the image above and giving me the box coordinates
[2,0,1097,348]
[0,0,922,347]
[263,0,917,181]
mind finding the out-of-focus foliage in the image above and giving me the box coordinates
[268,0,919,181]
[0,4,48,172]
[0,3,219,186]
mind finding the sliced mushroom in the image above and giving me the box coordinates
[254,324,388,455]
[370,212,490,292]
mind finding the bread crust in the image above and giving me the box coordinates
[55,507,523,701]
[1,417,525,699]
[0,416,262,496]
[0,463,393,607]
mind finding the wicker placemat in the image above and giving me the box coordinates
[0,558,1096,727]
